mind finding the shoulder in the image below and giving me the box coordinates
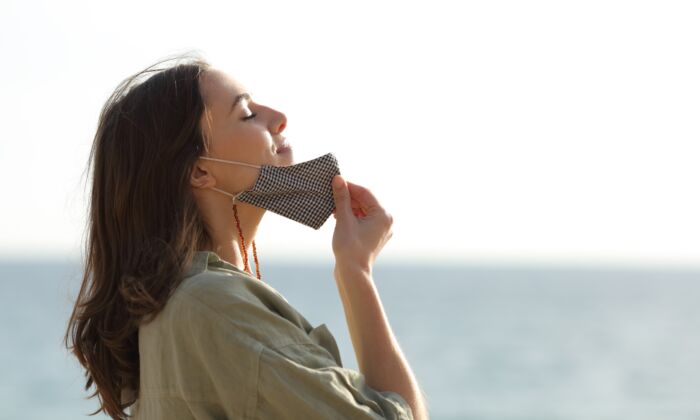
[176,266,283,308]
[166,268,316,349]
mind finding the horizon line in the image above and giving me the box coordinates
[0,253,698,273]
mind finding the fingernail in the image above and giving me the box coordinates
[332,175,343,189]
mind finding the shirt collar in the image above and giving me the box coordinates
[184,250,246,278]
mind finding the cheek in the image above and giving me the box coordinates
[225,126,273,160]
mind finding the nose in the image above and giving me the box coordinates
[273,110,287,134]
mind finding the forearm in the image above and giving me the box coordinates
[334,262,429,420]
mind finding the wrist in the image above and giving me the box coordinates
[334,259,373,279]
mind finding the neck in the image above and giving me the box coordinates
[205,201,265,273]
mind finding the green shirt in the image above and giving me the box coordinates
[126,250,413,419]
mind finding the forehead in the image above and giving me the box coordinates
[199,68,249,116]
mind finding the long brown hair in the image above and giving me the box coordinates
[64,53,215,419]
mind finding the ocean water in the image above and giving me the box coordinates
[0,259,698,420]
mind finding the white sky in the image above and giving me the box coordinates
[1,0,698,268]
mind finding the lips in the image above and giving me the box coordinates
[277,142,292,153]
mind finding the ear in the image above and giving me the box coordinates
[190,162,216,189]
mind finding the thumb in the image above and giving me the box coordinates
[332,175,353,220]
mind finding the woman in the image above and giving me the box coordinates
[64,54,428,420]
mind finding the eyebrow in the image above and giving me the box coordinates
[230,92,252,115]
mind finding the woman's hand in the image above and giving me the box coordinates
[331,175,393,270]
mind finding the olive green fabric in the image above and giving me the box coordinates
[126,251,413,419]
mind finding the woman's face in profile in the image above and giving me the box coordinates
[198,68,293,170]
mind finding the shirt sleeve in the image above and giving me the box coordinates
[254,342,414,419]
[170,270,415,419]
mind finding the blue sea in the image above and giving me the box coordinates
[1,259,699,420]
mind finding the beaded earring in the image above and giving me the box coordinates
[232,203,261,280]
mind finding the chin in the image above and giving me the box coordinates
[277,149,295,166]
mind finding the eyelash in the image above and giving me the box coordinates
[242,113,257,121]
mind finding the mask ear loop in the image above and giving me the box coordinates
[200,156,262,280]
[213,188,262,281]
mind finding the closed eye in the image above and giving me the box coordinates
[242,113,257,121]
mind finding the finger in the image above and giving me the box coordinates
[345,180,381,211]
[331,175,354,221]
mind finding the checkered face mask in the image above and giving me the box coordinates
[198,153,341,230]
